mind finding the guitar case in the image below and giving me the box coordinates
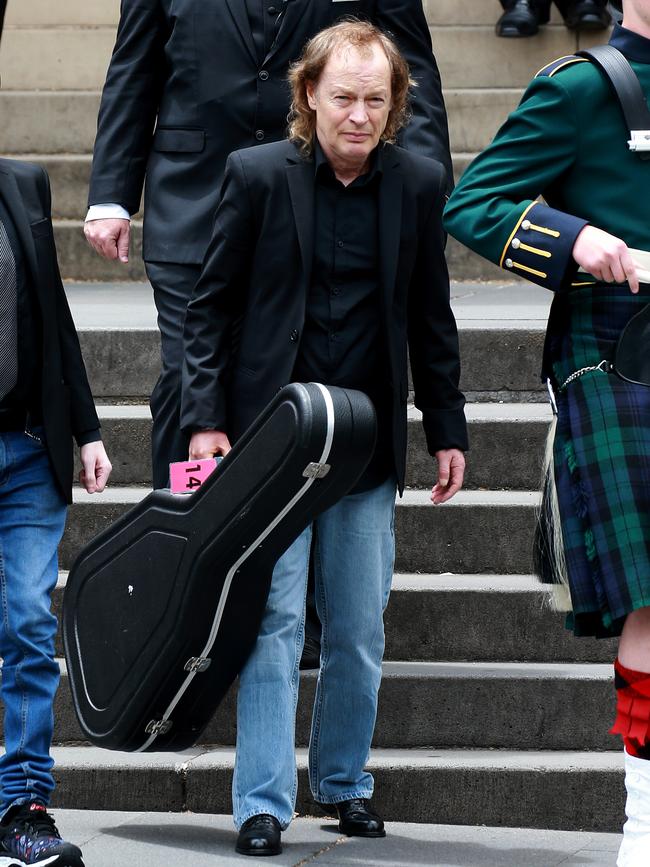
[63,383,376,752]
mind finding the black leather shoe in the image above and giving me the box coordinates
[336,799,386,838]
[564,0,611,30]
[235,814,282,856]
[496,0,539,37]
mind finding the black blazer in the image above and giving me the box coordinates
[0,159,100,503]
[181,140,467,493]
[88,0,452,265]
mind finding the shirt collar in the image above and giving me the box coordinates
[609,23,650,64]
[313,138,383,184]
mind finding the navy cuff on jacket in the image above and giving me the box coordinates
[499,203,588,292]
[75,428,102,447]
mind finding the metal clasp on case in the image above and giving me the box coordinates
[302,462,331,479]
[144,719,173,736]
[184,657,212,673]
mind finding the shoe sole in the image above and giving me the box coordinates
[235,846,282,856]
[340,829,387,838]
[496,23,539,36]
[566,15,609,29]
[0,856,83,867]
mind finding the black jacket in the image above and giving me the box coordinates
[88,0,452,265]
[180,140,467,493]
[0,159,100,503]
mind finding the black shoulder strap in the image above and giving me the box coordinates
[577,44,650,160]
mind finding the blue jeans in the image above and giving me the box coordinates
[232,477,396,829]
[0,428,66,816]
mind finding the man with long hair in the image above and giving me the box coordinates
[181,21,467,857]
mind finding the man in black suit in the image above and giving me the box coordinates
[496,0,610,36]
[0,159,111,866]
[83,0,452,491]
[181,21,467,856]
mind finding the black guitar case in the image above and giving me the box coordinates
[63,383,377,752]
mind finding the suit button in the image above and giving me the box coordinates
[268,5,278,12]
[290,329,299,342]
[259,70,269,81]
[255,129,265,141]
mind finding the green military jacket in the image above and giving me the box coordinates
[445,24,650,296]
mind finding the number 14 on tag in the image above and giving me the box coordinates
[169,458,220,493]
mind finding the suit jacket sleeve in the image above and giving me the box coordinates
[181,152,254,435]
[409,166,467,454]
[373,0,452,190]
[37,169,101,444]
[88,0,168,214]
[443,74,589,292]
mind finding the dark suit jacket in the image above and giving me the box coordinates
[0,159,100,503]
[180,140,467,493]
[88,0,452,265]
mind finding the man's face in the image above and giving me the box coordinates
[306,42,392,172]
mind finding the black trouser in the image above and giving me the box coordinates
[145,260,202,489]
[0,1,7,42]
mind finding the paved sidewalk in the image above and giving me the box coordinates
[51,809,621,866]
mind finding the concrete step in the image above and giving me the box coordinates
[50,219,505,283]
[43,745,624,832]
[50,573,616,665]
[59,487,539,573]
[37,659,616,751]
[383,575,616,664]
[0,89,522,156]
[67,281,549,401]
[0,29,116,91]
[1,24,608,91]
[409,403,551,489]
[22,153,480,220]
[85,403,551,489]
[5,0,121,27]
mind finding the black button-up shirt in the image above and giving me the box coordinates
[293,143,392,491]
[0,196,42,419]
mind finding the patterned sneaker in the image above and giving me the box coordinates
[0,803,84,866]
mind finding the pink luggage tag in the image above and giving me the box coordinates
[169,458,220,494]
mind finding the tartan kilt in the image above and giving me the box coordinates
[551,283,650,638]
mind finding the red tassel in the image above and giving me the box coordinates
[611,660,650,756]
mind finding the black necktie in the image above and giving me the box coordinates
[0,220,18,401]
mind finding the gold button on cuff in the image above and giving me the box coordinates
[505,258,514,268]
[511,238,521,249]
[521,220,531,230]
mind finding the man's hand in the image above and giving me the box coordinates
[84,218,131,263]
[79,441,112,493]
[189,430,232,460]
[572,225,639,294]
[431,448,465,505]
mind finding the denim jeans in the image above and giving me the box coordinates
[0,428,66,816]
[232,476,396,829]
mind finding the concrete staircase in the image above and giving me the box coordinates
[0,0,624,835]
